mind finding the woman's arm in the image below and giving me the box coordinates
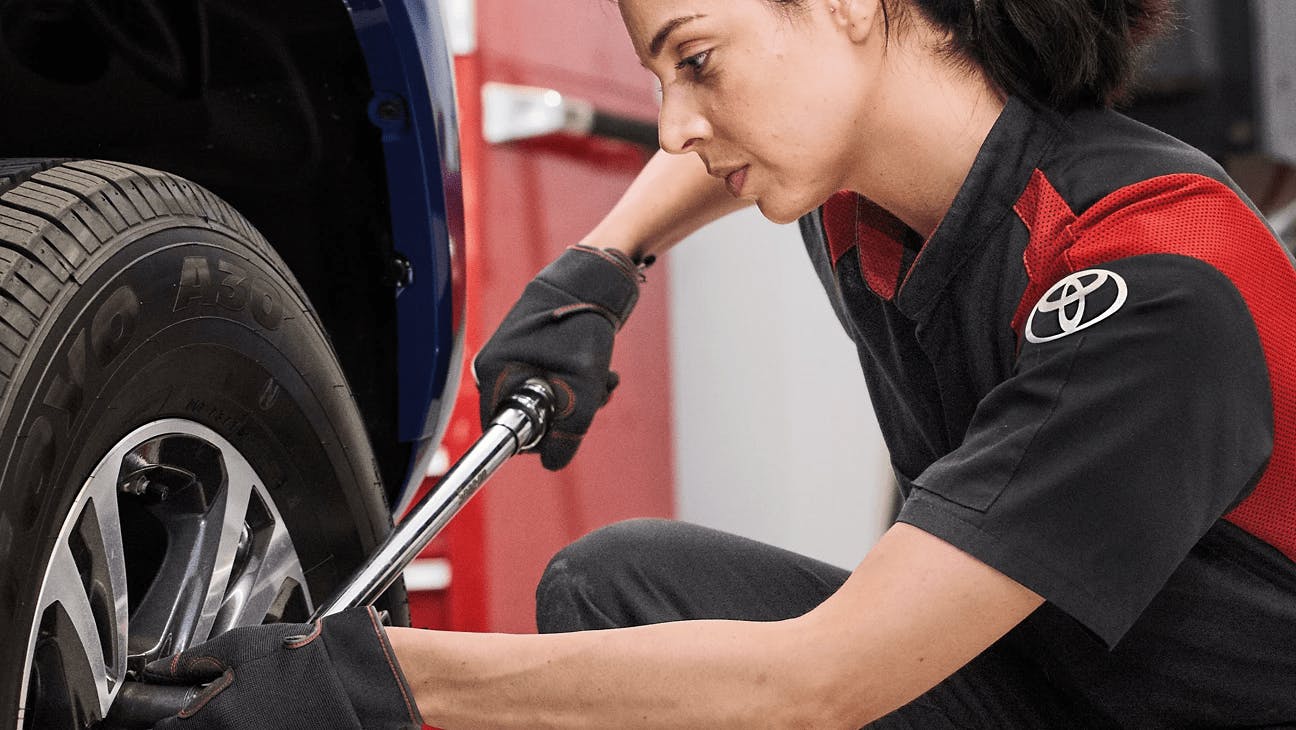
[388,523,1043,729]
[579,148,751,262]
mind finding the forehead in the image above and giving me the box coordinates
[618,0,727,56]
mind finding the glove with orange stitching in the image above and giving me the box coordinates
[142,606,421,730]
[473,245,641,470]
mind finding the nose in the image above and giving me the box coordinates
[657,88,710,154]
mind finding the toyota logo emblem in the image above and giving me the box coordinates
[1025,269,1129,344]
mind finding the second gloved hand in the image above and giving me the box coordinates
[142,606,421,730]
[474,245,641,470]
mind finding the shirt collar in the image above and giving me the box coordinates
[893,96,1061,320]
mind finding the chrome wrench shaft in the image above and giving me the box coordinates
[310,378,554,620]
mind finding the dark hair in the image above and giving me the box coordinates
[769,0,1172,109]
[905,0,1173,109]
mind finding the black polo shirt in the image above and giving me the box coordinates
[800,97,1296,725]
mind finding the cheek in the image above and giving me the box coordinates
[760,115,837,179]
[749,89,843,162]
[712,67,850,184]
[786,103,864,181]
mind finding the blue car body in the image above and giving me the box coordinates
[344,0,465,505]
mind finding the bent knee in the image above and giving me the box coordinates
[545,518,673,576]
[535,518,675,633]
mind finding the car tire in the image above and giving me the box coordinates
[0,159,406,728]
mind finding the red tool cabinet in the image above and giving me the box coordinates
[405,0,674,634]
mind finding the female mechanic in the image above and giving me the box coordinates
[149,0,1296,727]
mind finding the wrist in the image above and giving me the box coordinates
[576,233,655,268]
[387,627,433,725]
[571,244,656,280]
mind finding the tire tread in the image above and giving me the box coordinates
[0,208,73,283]
[1,188,97,266]
[0,158,273,403]
[31,169,132,236]
[0,159,69,193]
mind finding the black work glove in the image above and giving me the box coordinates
[142,606,421,730]
[474,245,641,470]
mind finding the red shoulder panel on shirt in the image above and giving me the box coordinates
[1012,170,1296,563]
[1011,170,1079,335]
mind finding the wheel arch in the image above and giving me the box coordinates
[0,0,465,506]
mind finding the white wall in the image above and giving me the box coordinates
[667,209,895,570]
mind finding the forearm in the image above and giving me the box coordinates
[388,618,832,730]
[387,526,1044,730]
[580,149,750,262]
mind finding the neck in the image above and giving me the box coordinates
[844,31,1006,239]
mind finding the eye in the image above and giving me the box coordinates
[674,50,711,77]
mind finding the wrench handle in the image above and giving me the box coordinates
[309,378,554,619]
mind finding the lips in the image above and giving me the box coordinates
[724,166,749,197]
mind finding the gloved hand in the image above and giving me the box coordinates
[474,245,641,470]
[142,606,421,730]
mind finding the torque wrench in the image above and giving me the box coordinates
[103,379,555,728]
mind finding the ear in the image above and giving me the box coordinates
[832,0,882,44]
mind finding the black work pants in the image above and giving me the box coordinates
[534,518,1114,729]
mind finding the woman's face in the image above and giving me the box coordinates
[622,0,884,223]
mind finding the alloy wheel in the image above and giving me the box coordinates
[18,419,312,728]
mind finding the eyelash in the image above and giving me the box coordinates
[674,50,712,78]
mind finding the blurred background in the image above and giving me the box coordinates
[410,0,1296,633]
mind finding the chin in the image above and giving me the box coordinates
[755,196,817,226]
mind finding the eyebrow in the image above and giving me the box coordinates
[648,14,705,58]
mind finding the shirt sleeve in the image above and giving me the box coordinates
[897,253,1274,647]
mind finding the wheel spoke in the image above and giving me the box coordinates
[189,455,258,640]
[210,493,310,635]
[127,435,254,658]
[87,466,132,683]
[39,548,111,716]
[25,462,131,721]
[124,508,215,660]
